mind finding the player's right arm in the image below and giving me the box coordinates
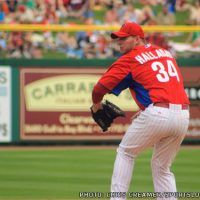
[97,56,132,96]
[91,56,132,112]
[91,83,109,112]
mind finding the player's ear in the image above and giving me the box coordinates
[135,36,144,45]
[136,36,141,41]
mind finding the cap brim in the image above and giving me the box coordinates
[111,31,130,39]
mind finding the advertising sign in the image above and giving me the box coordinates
[0,66,11,142]
[20,67,200,141]
[20,68,139,140]
[181,67,200,138]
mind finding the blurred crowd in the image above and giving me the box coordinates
[0,0,200,59]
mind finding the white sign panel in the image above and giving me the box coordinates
[0,66,11,142]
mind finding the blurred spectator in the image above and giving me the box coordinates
[66,35,83,58]
[120,4,141,24]
[7,31,25,58]
[31,46,43,58]
[97,34,112,58]
[43,32,55,49]
[83,43,96,58]
[0,32,7,51]
[139,3,156,25]
[176,0,186,10]
[102,0,115,9]
[145,19,171,51]
[113,0,128,20]
[43,3,59,24]
[6,0,18,13]
[18,0,35,10]
[75,17,95,58]
[187,21,200,48]
[167,0,176,14]
[15,4,34,23]
[0,1,9,15]
[66,0,92,19]
[104,6,119,25]
[55,0,69,18]
[55,31,70,51]
[34,0,47,23]
[146,32,171,50]
[156,6,176,25]
[190,32,200,48]
[91,0,105,11]
[176,0,200,25]
[139,0,162,6]
[31,33,45,47]
[0,1,8,23]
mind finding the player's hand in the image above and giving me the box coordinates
[91,102,103,113]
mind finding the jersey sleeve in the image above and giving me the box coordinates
[98,56,132,96]
[92,83,110,104]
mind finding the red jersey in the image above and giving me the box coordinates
[98,44,189,110]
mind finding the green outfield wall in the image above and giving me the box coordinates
[0,58,200,145]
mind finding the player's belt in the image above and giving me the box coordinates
[153,103,189,110]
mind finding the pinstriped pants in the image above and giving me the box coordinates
[111,104,190,200]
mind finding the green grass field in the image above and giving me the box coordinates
[0,146,199,200]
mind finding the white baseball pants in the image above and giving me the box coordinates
[111,104,190,200]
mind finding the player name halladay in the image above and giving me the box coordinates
[135,49,173,64]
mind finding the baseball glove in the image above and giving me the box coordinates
[90,100,125,132]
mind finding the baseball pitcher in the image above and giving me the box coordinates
[91,22,190,200]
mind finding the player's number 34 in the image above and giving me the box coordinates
[151,60,180,83]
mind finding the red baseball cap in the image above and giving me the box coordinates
[111,22,145,39]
